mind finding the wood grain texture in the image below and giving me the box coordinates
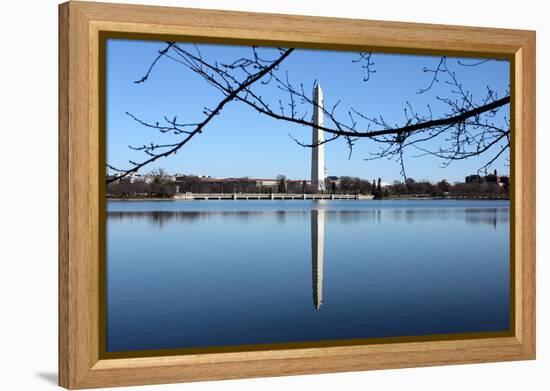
[58,1,536,388]
[58,3,70,387]
[516,34,536,353]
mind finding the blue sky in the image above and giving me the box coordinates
[106,39,510,183]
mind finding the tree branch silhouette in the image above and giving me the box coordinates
[108,44,509,182]
[107,44,294,183]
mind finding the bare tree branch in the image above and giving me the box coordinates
[107,47,294,183]
[108,44,509,182]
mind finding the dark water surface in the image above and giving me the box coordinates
[106,199,510,352]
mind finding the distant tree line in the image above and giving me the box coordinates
[106,179,176,198]
[382,177,508,199]
[334,177,374,195]
[107,169,508,199]
[107,168,177,198]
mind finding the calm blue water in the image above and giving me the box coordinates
[106,199,510,352]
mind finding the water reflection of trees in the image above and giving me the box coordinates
[108,207,509,229]
[464,208,509,227]
[388,207,509,226]
[107,210,310,228]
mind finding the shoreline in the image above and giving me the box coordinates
[107,196,510,202]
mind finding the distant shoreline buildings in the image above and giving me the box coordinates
[465,169,509,189]
[108,170,510,189]
[106,170,510,199]
[107,81,509,198]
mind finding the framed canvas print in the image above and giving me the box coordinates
[59,1,536,389]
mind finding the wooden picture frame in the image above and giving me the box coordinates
[59,1,536,388]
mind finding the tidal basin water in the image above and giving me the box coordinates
[106,199,510,352]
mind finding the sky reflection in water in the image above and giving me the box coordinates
[106,200,510,352]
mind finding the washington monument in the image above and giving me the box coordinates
[311,83,326,192]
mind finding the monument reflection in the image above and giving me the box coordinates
[311,209,325,310]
